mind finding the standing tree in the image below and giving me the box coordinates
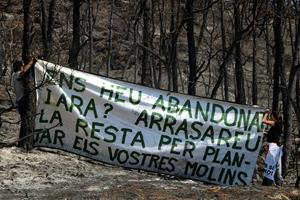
[252,0,258,105]
[88,0,93,73]
[107,0,114,76]
[272,0,284,113]
[219,0,228,101]
[20,0,35,149]
[296,75,300,188]
[39,0,56,60]
[210,0,230,100]
[22,0,33,63]
[169,0,179,92]
[68,0,81,69]
[186,0,197,95]
[141,0,152,87]
[234,0,246,104]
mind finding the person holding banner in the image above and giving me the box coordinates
[262,109,283,186]
[12,59,36,114]
[12,59,36,146]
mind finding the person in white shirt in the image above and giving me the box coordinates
[12,59,36,113]
[11,59,36,147]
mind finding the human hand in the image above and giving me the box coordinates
[264,109,271,114]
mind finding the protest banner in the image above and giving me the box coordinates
[34,60,265,186]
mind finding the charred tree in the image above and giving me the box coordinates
[234,0,246,104]
[252,0,258,105]
[39,0,56,60]
[220,0,228,101]
[20,0,35,149]
[107,0,114,76]
[169,0,178,92]
[141,0,152,87]
[68,0,81,69]
[88,0,93,73]
[210,0,229,100]
[272,0,284,113]
[186,0,197,95]
[22,0,33,64]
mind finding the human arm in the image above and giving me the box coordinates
[262,109,275,127]
[20,58,36,76]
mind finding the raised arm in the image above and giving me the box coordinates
[20,58,36,76]
[262,110,275,127]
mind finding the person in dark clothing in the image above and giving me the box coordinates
[265,112,282,145]
[262,109,283,186]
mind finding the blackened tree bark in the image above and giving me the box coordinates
[157,1,168,89]
[186,0,197,95]
[220,0,228,101]
[88,0,93,73]
[196,0,209,52]
[169,0,178,92]
[234,0,246,104]
[297,74,300,138]
[39,0,48,59]
[47,0,56,49]
[107,0,114,76]
[39,0,56,59]
[272,0,284,113]
[210,0,229,100]
[141,0,152,87]
[252,0,258,105]
[21,0,35,149]
[22,0,32,64]
[296,75,300,188]
[68,0,81,69]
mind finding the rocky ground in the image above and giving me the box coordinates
[0,145,299,200]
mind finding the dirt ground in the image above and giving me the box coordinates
[0,109,299,200]
[0,147,299,200]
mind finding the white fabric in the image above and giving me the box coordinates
[34,60,265,186]
[263,143,282,181]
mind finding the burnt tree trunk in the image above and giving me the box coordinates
[39,0,56,59]
[220,0,228,101]
[234,0,246,104]
[296,75,300,187]
[88,0,93,73]
[22,0,32,64]
[169,0,178,92]
[186,0,197,95]
[68,0,81,69]
[20,0,35,150]
[141,0,152,87]
[47,0,56,50]
[107,0,114,76]
[272,0,284,113]
[39,0,48,59]
[252,0,258,105]
[210,0,229,100]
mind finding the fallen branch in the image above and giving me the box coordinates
[0,122,61,149]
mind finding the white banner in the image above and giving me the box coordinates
[34,60,264,186]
